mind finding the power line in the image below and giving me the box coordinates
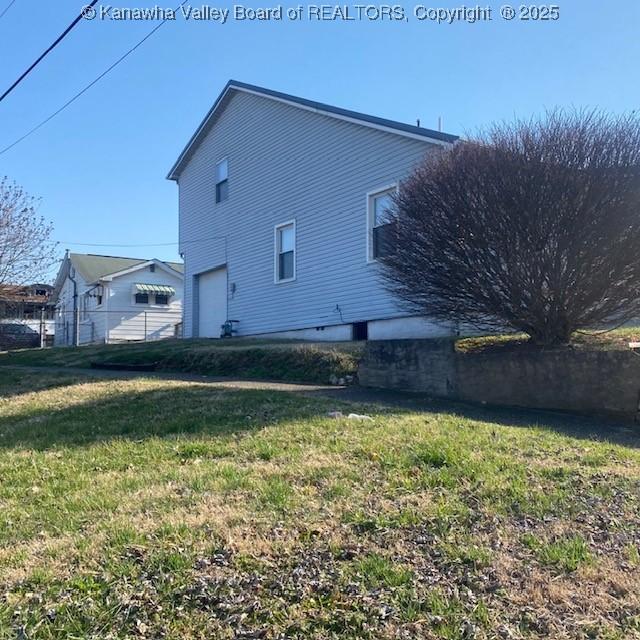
[0,0,187,155]
[0,0,98,103]
[63,241,182,248]
[0,0,17,20]
[60,236,227,248]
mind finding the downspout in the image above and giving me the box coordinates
[67,249,80,347]
[224,235,229,326]
[67,257,79,347]
[103,282,110,344]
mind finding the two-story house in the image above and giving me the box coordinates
[53,252,184,346]
[168,80,459,341]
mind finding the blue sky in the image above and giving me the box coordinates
[0,0,638,277]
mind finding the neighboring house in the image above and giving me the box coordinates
[52,253,184,346]
[0,283,54,320]
[168,80,459,341]
[0,284,55,345]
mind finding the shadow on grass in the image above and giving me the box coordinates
[312,386,640,449]
[0,368,95,400]
[0,381,333,450]
[2,367,638,451]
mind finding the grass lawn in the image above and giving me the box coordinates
[0,338,362,384]
[3,327,639,387]
[0,370,638,638]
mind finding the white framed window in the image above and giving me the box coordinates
[366,183,398,262]
[215,158,228,203]
[274,220,296,283]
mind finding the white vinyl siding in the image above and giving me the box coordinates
[178,90,444,337]
[55,266,183,345]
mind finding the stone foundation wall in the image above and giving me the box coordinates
[359,339,640,421]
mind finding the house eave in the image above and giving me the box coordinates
[96,259,184,284]
[166,80,459,181]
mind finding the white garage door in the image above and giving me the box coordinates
[198,268,227,338]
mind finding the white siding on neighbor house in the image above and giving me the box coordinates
[103,266,183,343]
[55,264,183,345]
[178,90,452,339]
[54,270,90,346]
[80,283,106,345]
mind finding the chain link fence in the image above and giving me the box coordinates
[52,309,183,348]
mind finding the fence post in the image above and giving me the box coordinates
[75,306,80,347]
[39,307,45,348]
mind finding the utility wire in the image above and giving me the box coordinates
[60,236,227,248]
[0,0,16,20]
[0,0,98,103]
[0,0,187,155]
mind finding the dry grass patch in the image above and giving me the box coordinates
[0,337,363,384]
[0,370,639,639]
[456,327,640,354]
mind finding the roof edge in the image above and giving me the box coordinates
[95,259,184,284]
[167,80,459,181]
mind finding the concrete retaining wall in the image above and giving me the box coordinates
[359,339,640,420]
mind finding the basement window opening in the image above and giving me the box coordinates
[352,321,368,341]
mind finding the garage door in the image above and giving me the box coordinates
[197,268,227,338]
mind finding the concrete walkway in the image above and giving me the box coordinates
[2,364,638,446]
[2,364,449,407]
[2,364,338,393]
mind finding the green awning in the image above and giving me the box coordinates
[134,283,175,295]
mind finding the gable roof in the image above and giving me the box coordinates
[167,80,459,181]
[99,258,185,281]
[69,253,183,284]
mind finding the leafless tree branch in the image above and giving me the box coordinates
[0,178,57,287]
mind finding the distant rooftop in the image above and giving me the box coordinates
[69,253,184,284]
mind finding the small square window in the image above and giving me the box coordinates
[155,293,169,305]
[215,159,228,203]
[135,292,149,304]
